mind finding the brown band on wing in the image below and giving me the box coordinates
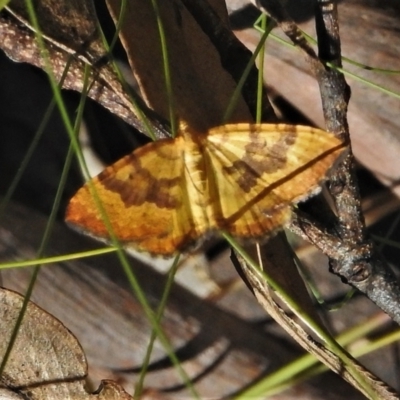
[218,142,345,230]
[100,153,182,209]
[222,130,297,193]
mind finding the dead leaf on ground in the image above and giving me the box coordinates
[0,288,131,399]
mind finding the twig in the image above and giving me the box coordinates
[0,9,169,138]
[253,0,400,323]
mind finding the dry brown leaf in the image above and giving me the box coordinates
[6,0,105,62]
[0,288,131,399]
[106,0,252,132]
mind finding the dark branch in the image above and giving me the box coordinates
[253,0,400,323]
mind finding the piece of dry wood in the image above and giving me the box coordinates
[0,200,368,399]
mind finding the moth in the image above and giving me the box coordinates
[66,123,345,255]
